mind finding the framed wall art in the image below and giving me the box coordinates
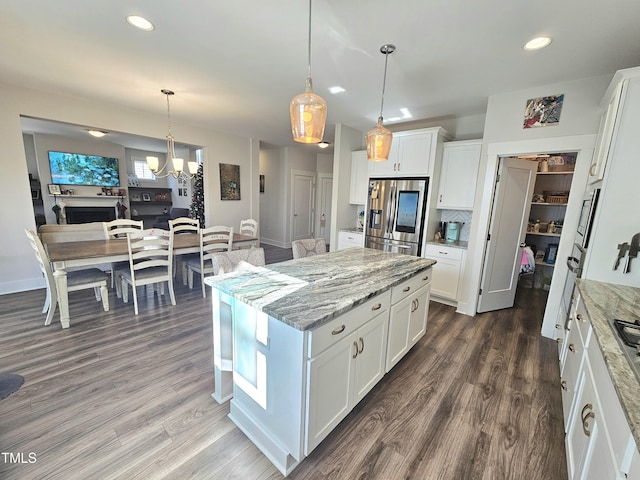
[220,163,241,200]
[48,184,61,195]
[523,94,564,129]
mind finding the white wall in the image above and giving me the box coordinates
[460,74,612,333]
[0,81,257,294]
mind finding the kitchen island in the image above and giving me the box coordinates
[205,247,435,476]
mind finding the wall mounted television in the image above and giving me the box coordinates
[48,151,121,187]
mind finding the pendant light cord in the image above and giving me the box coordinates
[379,50,390,118]
[307,0,313,79]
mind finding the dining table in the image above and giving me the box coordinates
[46,232,258,328]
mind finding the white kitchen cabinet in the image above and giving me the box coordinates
[349,150,368,205]
[305,293,390,453]
[386,270,431,372]
[368,127,449,177]
[337,230,363,250]
[437,140,482,210]
[423,244,464,303]
[561,292,637,479]
[588,80,623,185]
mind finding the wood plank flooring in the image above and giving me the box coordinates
[0,255,566,480]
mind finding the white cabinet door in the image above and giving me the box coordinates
[437,140,481,210]
[560,320,584,429]
[424,244,463,301]
[408,284,430,344]
[306,331,356,454]
[368,129,437,177]
[349,151,369,205]
[352,311,388,405]
[337,231,363,250]
[589,81,623,184]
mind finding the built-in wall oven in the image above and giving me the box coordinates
[576,187,600,249]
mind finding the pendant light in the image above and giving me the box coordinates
[290,0,327,144]
[366,44,395,162]
[146,89,198,180]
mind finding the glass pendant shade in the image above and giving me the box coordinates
[187,161,198,174]
[290,78,327,143]
[172,157,184,172]
[366,117,393,162]
[146,156,159,171]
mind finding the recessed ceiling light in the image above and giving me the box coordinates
[318,142,330,149]
[126,15,154,31]
[524,36,552,51]
[88,130,107,138]
[328,86,345,94]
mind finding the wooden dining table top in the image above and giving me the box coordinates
[46,232,257,263]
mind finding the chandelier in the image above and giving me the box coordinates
[289,0,327,144]
[366,44,395,162]
[146,89,198,179]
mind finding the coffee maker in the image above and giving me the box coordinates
[444,222,463,243]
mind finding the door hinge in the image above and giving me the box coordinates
[487,233,491,241]
[496,173,500,182]
[479,288,483,295]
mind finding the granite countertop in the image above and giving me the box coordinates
[576,279,640,449]
[427,239,469,249]
[339,227,364,234]
[204,248,435,331]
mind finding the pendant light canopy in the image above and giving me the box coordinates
[367,44,395,162]
[290,0,327,144]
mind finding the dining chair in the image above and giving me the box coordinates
[102,219,143,295]
[168,217,200,282]
[25,229,109,326]
[119,228,175,315]
[185,226,233,297]
[210,247,266,275]
[238,218,258,248]
[291,238,327,259]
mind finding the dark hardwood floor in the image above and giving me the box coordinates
[0,254,566,479]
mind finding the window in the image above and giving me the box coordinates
[133,159,156,181]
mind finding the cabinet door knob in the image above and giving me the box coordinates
[561,380,567,391]
[331,325,346,335]
[352,341,359,359]
[556,338,563,344]
[568,344,575,352]
[439,194,443,202]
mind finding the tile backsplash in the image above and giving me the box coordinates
[438,210,473,241]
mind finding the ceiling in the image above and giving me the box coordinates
[3,0,640,151]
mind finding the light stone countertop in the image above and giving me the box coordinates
[427,239,469,249]
[576,279,640,450]
[205,247,435,331]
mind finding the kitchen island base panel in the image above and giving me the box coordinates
[212,292,234,403]
[229,401,301,476]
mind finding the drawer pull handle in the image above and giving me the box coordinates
[371,303,382,311]
[438,251,448,255]
[331,325,346,335]
[581,403,594,436]
[555,324,561,329]
[352,341,359,359]
[589,163,598,176]
[358,337,364,354]
[568,344,575,352]
[560,380,567,391]
[556,338,563,344]
[422,275,430,281]
[403,286,411,292]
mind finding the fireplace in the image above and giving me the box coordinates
[65,206,116,224]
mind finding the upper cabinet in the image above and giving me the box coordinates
[588,80,623,184]
[368,127,450,178]
[437,140,482,210]
[349,150,368,205]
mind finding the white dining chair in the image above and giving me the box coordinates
[185,225,233,297]
[238,218,258,248]
[25,229,109,326]
[103,219,143,295]
[119,228,175,315]
[168,217,200,281]
[291,238,327,259]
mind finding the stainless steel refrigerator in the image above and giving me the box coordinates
[364,177,428,256]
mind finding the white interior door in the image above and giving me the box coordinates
[477,157,538,313]
[291,171,315,242]
[317,174,333,246]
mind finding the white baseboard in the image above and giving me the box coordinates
[0,277,45,295]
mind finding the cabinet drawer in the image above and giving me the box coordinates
[390,269,432,304]
[308,290,391,358]
[424,244,464,261]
